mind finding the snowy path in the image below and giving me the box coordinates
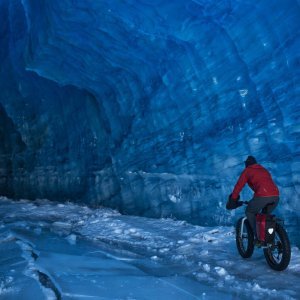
[0,197,299,299]
[2,229,222,300]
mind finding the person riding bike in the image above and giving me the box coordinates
[226,156,279,242]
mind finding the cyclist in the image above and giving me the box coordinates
[226,156,279,241]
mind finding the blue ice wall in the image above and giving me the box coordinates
[0,0,299,234]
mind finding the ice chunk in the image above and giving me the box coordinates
[66,234,77,245]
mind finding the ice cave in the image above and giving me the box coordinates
[0,0,299,299]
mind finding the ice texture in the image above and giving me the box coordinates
[0,1,299,236]
[0,198,299,299]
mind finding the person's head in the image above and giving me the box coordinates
[244,155,257,168]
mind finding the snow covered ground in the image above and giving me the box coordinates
[0,197,299,300]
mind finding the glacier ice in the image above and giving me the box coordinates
[0,0,299,243]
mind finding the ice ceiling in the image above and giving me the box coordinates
[0,0,299,227]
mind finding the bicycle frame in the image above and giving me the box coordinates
[241,215,276,249]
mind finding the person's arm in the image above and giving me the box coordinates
[231,169,248,200]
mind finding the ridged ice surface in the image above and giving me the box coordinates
[0,0,299,235]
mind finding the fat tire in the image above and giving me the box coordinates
[263,223,291,271]
[236,217,254,258]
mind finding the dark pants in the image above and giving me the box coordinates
[245,196,279,238]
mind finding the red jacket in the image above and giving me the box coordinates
[232,164,279,199]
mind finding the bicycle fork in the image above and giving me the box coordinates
[240,217,247,239]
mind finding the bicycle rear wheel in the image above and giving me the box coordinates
[263,223,291,271]
[236,217,254,258]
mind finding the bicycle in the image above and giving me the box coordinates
[236,201,291,271]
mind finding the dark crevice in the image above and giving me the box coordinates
[31,249,39,260]
[37,271,62,300]
[15,237,61,300]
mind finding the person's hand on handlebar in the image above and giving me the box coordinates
[226,194,243,210]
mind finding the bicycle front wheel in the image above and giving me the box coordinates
[236,217,254,258]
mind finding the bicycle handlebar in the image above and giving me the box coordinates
[240,201,249,205]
